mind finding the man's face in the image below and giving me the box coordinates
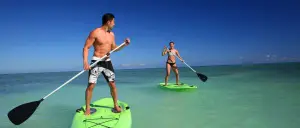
[107,18,115,30]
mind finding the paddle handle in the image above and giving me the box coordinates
[42,42,127,100]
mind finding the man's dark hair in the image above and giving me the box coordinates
[169,41,175,45]
[102,13,115,25]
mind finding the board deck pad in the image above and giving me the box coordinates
[71,98,132,128]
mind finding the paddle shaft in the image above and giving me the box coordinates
[173,52,208,82]
[182,61,197,73]
[42,42,126,100]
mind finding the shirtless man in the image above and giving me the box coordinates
[83,13,130,115]
[162,41,184,86]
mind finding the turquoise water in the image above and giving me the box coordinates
[1,62,300,128]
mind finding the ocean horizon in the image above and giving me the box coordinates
[1,61,298,75]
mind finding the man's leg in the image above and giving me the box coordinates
[102,61,121,113]
[85,83,95,115]
[164,63,171,86]
[85,64,100,115]
[108,81,121,112]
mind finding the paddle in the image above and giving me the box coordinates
[7,42,127,125]
[171,51,208,82]
[179,60,208,82]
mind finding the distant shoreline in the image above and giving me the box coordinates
[1,61,299,75]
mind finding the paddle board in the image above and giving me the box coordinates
[71,98,131,128]
[159,83,197,91]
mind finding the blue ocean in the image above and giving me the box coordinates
[1,62,300,128]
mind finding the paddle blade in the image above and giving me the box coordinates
[7,99,43,125]
[197,72,208,82]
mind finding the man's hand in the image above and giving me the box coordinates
[112,38,130,52]
[84,62,90,70]
[124,38,130,46]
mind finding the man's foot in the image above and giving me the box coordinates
[84,108,91,115]
[112,106,122,113]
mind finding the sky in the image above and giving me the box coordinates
[0,0,299,74]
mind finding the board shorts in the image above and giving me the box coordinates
[88,56,115,84]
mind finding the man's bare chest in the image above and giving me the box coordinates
[94,35,113,46]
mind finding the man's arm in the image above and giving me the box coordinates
[83,31,96,64]
[111,32,126,52]
[175,50,184,61]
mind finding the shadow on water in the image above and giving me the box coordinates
[130,84,200,96]
[129,85,165,94]
[37,104,76,128]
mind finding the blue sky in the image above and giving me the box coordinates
[0,0,299,73]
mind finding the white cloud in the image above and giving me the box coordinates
[120,63,146,67]
[121,64,131,67]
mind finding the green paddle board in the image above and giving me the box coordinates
[159,83,197,91]
[71,98,131,128]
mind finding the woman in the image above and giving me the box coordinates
[162,41,184,86]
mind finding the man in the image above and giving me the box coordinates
[162,41,184,86]
[82,13,130,115]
